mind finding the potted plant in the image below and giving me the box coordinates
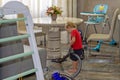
[46,6,62,21]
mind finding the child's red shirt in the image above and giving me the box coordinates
[71,29,82,50]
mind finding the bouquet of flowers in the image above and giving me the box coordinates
[46,6,62,16]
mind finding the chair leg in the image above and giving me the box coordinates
[89,41,92,56]
[102,20,111,34]
[45,35,46,47]
[109,39,117,45]
[91,40,103,52]
[93,24,97,33]
[87,41,93,59]
[83,24,89,44]
[108,20,111,30]
[44,34,46,47]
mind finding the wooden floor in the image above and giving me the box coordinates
[23,43,120,80]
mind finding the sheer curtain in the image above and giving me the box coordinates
[2,0,52,18]
[56,0,77,17]
[40,0,52,17]
[1,0,77,18]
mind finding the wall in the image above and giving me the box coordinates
[77,0,120,42]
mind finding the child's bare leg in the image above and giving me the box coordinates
[73,61,78,71]
[68,61,78,73]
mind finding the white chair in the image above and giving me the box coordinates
[17,14,46,47]
[87,8,119,52]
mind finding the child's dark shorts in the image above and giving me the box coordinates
[70,48,84,61]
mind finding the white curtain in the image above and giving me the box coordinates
[1,0,77,18]
[2,0,52,18]
[56,0,68,17]
[40,0,52,17]
[20,0,52,18]
[55,0,77,17]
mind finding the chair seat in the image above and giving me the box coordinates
[18,29,42,34]
[87,34,110,42]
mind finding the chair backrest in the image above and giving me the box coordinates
[89,4,108,23]
[17,6,28,33]
[17,14,26,32]
[93,4,108,14]
[109,8,119,38]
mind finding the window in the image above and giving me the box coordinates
[2,0,53,18]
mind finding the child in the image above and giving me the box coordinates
[65,22,83,73]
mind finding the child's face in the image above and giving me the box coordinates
[66,26,71,32]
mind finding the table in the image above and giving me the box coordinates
[34,17,83,32]
[33,17,83,58]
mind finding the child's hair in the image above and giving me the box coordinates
[65,22,76,29]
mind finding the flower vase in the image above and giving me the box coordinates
[51,14,57,21]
